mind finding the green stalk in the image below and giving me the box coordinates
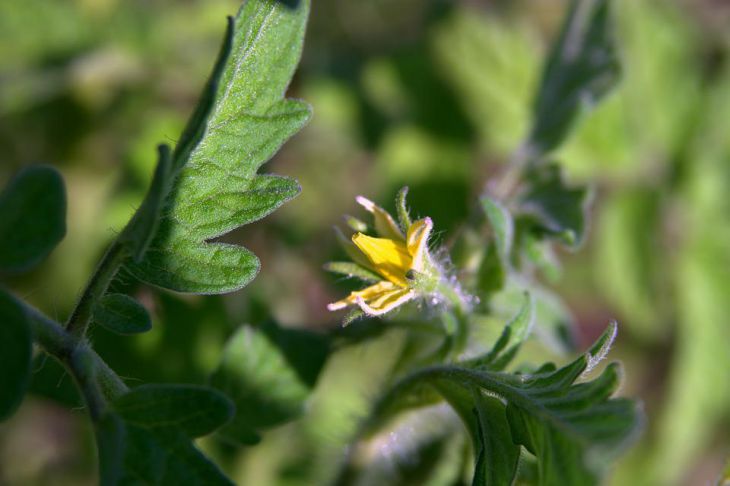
[65,241,128,338]
[436,277,471,357]
[19,297,128,413]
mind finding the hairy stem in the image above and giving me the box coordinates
[69,346,106,420]
[66,241,128,338]
[371,364,546,427]
[19,296,128,412]
[436,276,472,357]
[489,142,535,201]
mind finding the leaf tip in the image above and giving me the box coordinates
[584,321,618,375]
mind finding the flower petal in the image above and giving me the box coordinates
[356,195,404,241]
[327,281,398,311]
[356,287,415,316]
[352,233,411,286]
[406,217,433,272]
[335,227,377,272]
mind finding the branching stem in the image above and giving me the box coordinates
[66,241,128,338]
[17,295,128,417]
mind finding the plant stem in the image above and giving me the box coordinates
[20,296,128,406]
[69,346,106,420]
[489,141,534,201]
[66,241,128,338]
[434,276,472,358]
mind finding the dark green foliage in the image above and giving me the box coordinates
[96,412,234,486]
[0,165,66,273]
[528,0,620,154]
[210,322,329,445]
[92,293,229,387]
[0,290,33,421]
[435,381,520,486]
[518,164,591,248]
[113,384,234,438]
[93,293,152,335]
[96,384,235,484]
[471,392,520,486]
[372,323,641,486]
[28,354,83,408]
[95,413,126,486]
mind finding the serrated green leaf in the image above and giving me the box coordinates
[519,163,591,248]
[433,381,519,486]
[0,289,33,421]
[492,277,577,355]
[93,293,152,335]
[528,0,620,154]
[127,0,311,294]
[471,391,520,486]
[582,320,616,374]
[0,165,66,273]
[210,321,329,444]
[468,293,534,371]
[95,412,234,486]
[505,363,635,486]
[372,323,640,486]
[113,384,234,438]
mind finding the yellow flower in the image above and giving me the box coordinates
[327,195,435,317]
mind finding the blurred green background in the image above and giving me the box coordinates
[1,0,729,484]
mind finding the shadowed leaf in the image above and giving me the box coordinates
[519,163,591,248]
[210,322,329,444]
[528,0,620,154]
[0,290,33,421]
[96,412,234,486]
[434,380,520,486]
[93,293,152,335]
[0,165,66,273]
[371,323,641,486]
[113,384,234,438]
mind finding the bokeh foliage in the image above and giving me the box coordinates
[1,0,728,485]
